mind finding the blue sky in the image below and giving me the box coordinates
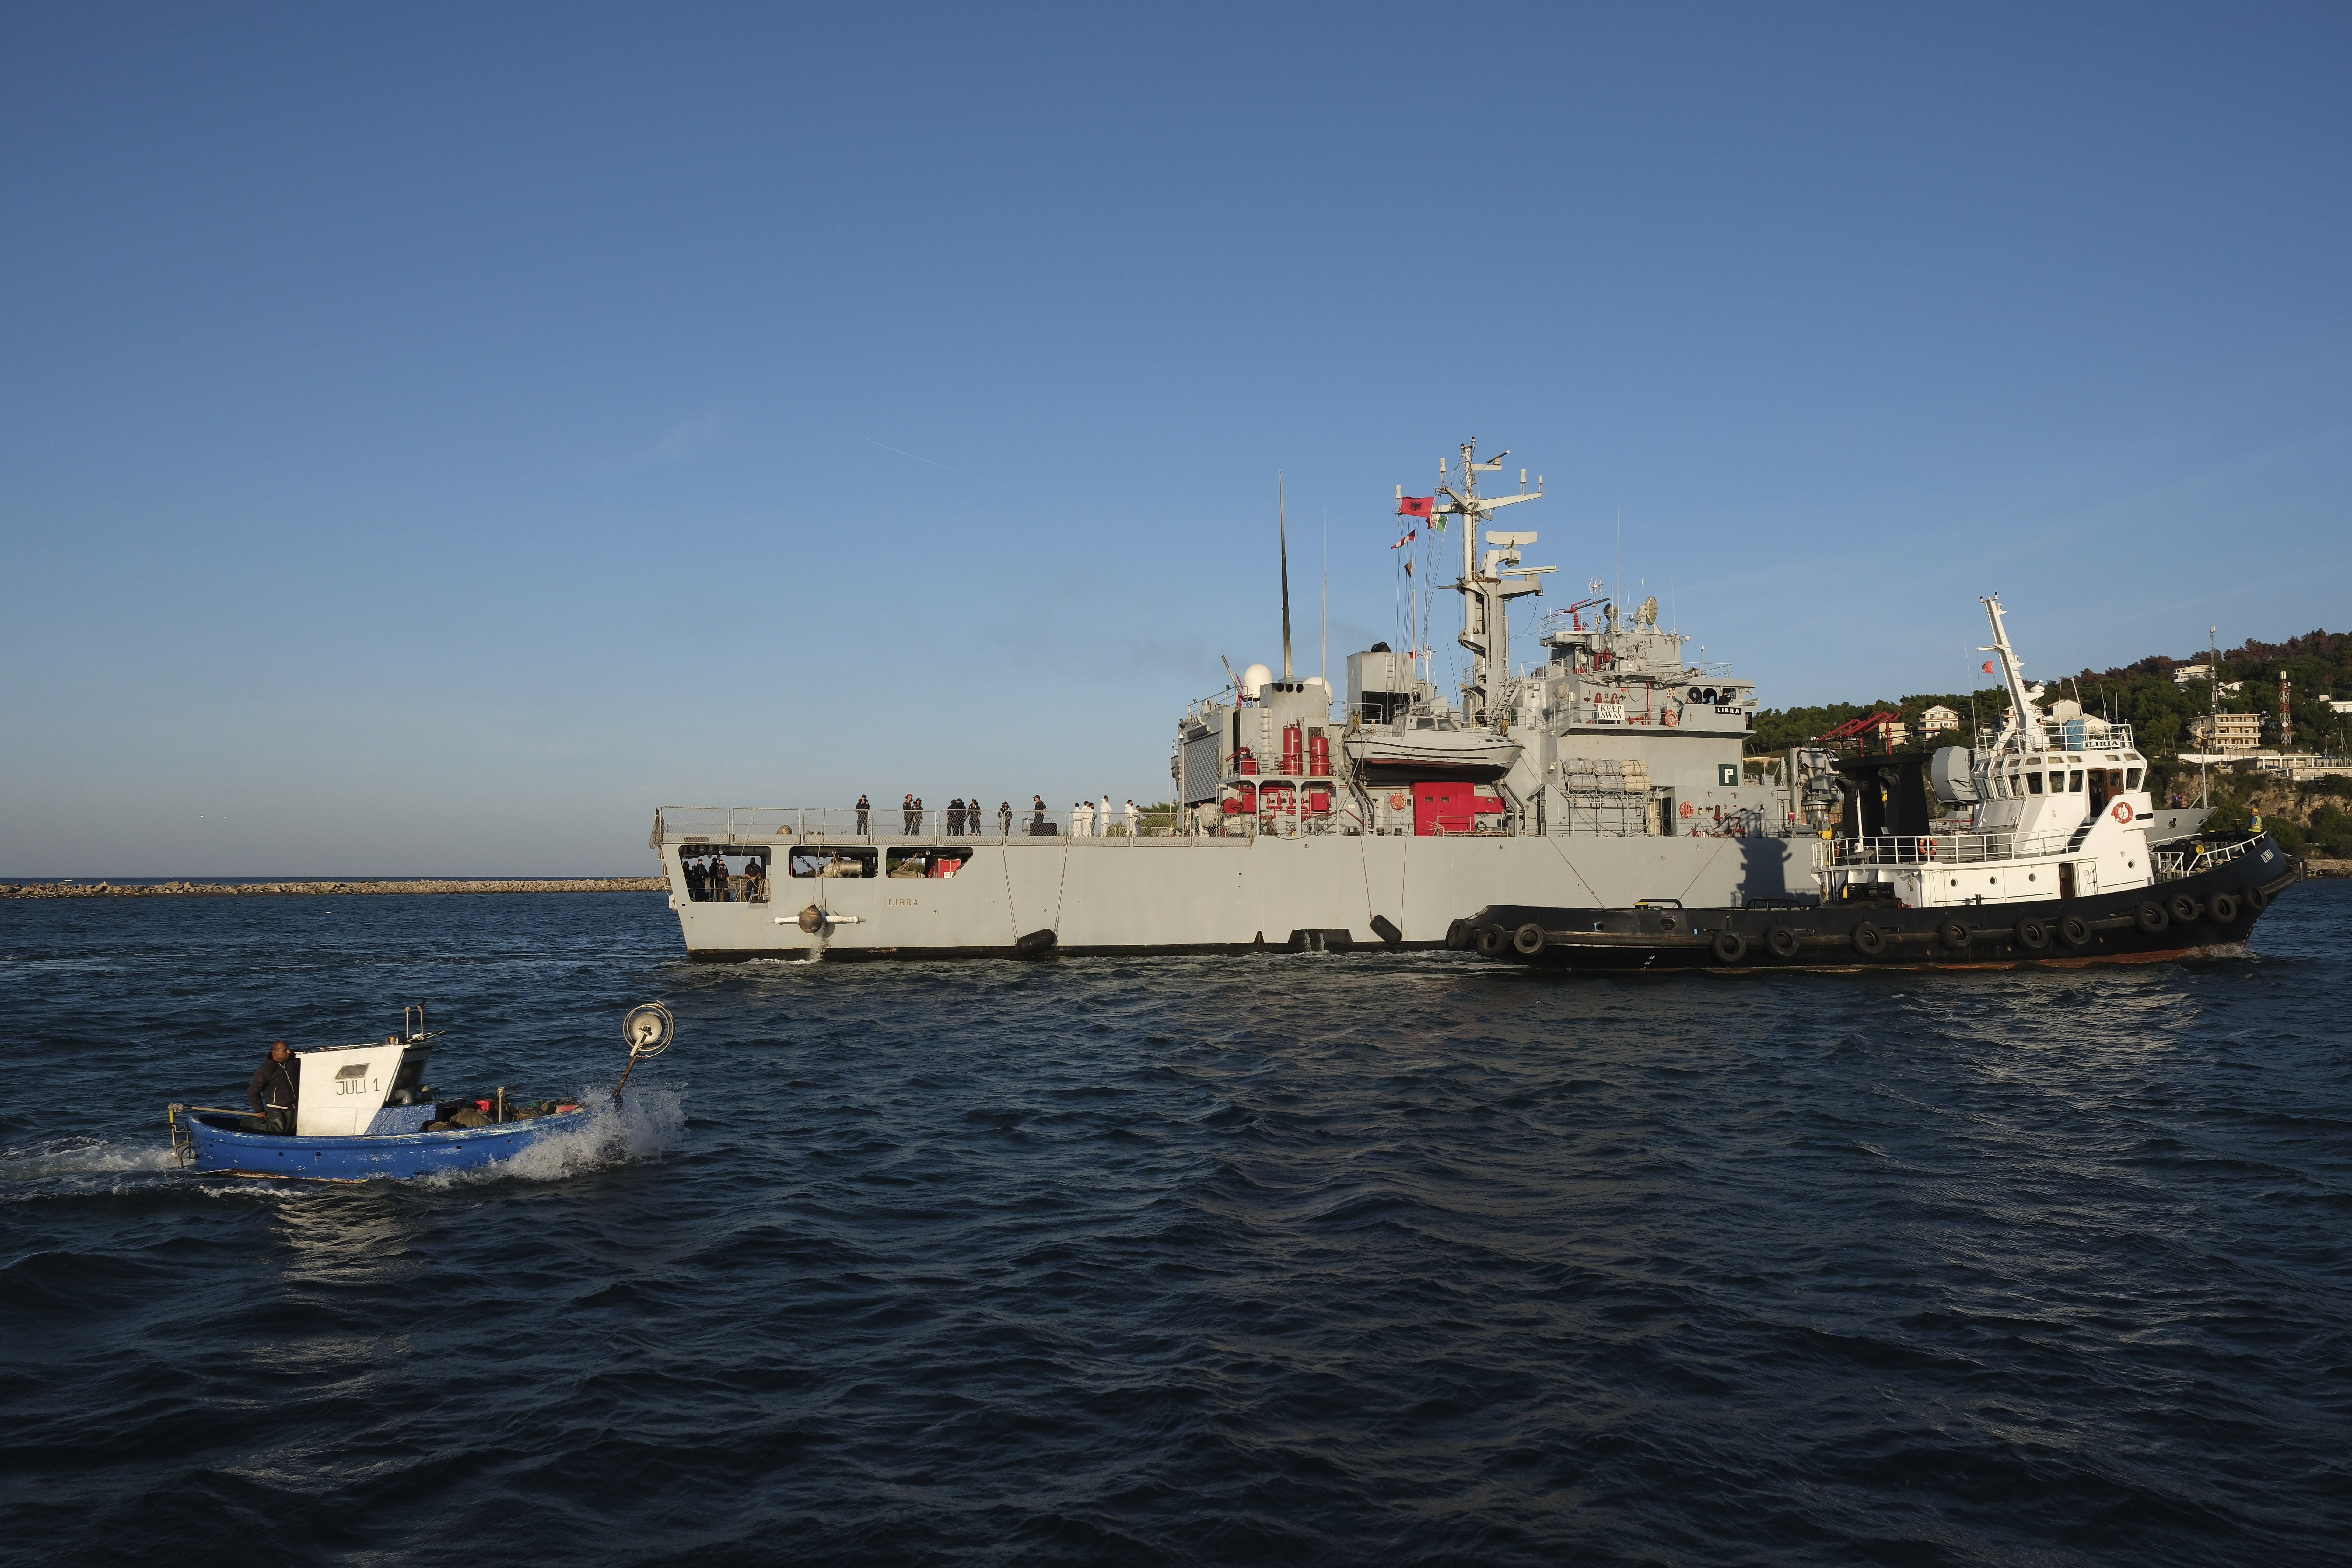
[5,3,2348,875]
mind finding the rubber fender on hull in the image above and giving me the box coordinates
[1014,928,1058,957]
[2208,892,2239,924]
[1515,923,1548,957]
[1475,925,1509,958]
[1371,915,1404,947]
[1445,919,1471,950]
[1710,929,1746,964]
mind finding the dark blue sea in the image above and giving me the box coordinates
[3,884,2348,1566]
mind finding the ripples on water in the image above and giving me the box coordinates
[2,886,2348,1565]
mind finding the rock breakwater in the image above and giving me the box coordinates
[2,878,665,899]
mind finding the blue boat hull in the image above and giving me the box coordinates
[179,1110,584,1180]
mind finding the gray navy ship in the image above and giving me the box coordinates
[650,441,2202,959]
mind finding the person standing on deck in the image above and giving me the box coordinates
[856,794,870,834]
[708,855,732,902]
[998,801,1012,837]
[902,793,916,833]
[1101,795,1115,836]
[1125,799,1140,837]
[243,1041,299,1135]
[1032,795,1046,833]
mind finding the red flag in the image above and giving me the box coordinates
[1982,661,1995,673]
[1391,528,1416,549]
[1398,495,1434,518]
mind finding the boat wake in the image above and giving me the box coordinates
[0,1133,184,1200]
[421,1083,687,1187]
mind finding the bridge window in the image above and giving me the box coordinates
[2126,768,2142,789]
[2069,770,2084,792]
[2026,772,2044,794]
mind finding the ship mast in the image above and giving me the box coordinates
[1979,595,2046,753]
[1278,471,1293,683]
[1433,439,1550,730]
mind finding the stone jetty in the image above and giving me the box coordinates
[3,878,664,898]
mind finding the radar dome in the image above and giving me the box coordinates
[1241,663,1274,698]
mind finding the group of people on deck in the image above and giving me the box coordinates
[684,853,766,902]
[1069,797,1141,837]
[846,795,1146,837]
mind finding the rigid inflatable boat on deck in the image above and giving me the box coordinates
[1451,595,2304,973]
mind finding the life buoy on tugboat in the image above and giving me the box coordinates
[1678,801,1695,819]
[1661,709,1679,727]
[2110,800,2132,823]
[1388,792,1409,811]
[1919,837,1937,860]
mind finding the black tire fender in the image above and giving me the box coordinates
[2016,916,2051,951]
[1937,919,1971,951]
[1852,922,1886,957]
[2059,915,2092,947]
[1767,926,1801,959]
[1711,929,1747,964]
[2136,901,2169,935]
[1015,927,1058,957]
[1444,918,1470,951]
[1514,923,1548,957]
[1475,924,1509,958]
[2168,893,2202,925]
[2208,891,2239,924]
[2246,880,2269,911]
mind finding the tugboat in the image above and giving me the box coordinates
[167,1003,676,1180]
[1452,595,2299,971]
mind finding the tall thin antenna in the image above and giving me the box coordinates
[1320,509,1328,687]
[1278,471,1293,682]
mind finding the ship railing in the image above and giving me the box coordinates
[1830,828,2086,866]
[656,806,1271,843]
[2153,836,2256,881]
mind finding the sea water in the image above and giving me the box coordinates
[2,885,2348,1565]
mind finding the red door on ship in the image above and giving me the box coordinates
[1413,781,1472,835]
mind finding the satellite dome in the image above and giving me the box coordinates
[1241,663,1274,698]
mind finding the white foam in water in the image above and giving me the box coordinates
[426,1083,688,1188]
[0,1134,183,1194]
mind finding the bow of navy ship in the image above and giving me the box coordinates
[1454,594,2295,971]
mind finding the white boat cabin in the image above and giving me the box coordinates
[1820,596,2156,911]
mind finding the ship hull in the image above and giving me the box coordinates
[667,830,1816,960]
[1455,837,2297,973]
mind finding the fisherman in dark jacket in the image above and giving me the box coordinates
[243,1041,299,1134]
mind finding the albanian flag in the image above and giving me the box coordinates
[1398,495,1434,519]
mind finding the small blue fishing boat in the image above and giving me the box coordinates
[168,1002,674,1181]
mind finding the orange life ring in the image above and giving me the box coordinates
[1388,792,1409,811]
[1919,837,1936,859]
[1678,801,1694,819]
[2110,800,2132,823]
[1661,710,1678,727]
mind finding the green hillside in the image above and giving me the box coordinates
[1748,628,2352,761]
